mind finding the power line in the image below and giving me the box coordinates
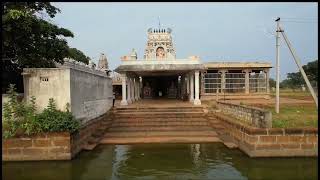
[281,17,317,20]
[281,20,317,24]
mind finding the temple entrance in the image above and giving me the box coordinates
[142,76,179,99]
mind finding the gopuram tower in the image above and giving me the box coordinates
[143,27,176,60]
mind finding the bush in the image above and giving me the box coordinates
[2,84,40,138]
[35,98,79,133]
[2,84,79,139]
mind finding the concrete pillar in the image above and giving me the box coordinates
[200,72,205,95]
[265,69,270,94]
[194,70,201,105]
[186,74,190,96]
[244,69,250,94]
[190,72,194,102]
[133,78,137,101]
[130,78,134,102]
[135,77,139,100]
[120,74,128,106]
[220,70,227,93]
[136,78,139,100]
[138,77,141,99]
[127,77,132,104]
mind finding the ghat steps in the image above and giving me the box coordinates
[100,106,221,144]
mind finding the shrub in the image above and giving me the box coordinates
[2,84,40,138]
[35,98,79,133]
[2,84,79,138]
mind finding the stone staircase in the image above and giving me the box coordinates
[207,110,238,149]
[100,106,221,144]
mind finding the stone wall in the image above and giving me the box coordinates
[201,94,271,101]
[214,113,318,157]
[22,59,113,124]
[2,111,114,161]
[3,132,72,161]
[216,101,272,128]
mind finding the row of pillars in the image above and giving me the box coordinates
[184,70,201,105]
[212,69,270,94]
[120,75,141,106]
[119,70,202,106]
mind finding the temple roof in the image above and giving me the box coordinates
[205,61,272,68]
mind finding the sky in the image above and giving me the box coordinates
[51,2,318,80]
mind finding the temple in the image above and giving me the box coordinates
[114,27,272,106]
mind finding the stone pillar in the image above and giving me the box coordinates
[133,78,137,101]
[200,72,205,95]
[120,74,128,106]
[186,74,190,96]
[190,72,194,102]
[127,77,132,104]
[130,78,135,102]
[244,69,250,94]
[194,70,201,105]
[265,69,270,94]
[219,70,227,93]
[139,77,142,99]
[135,77,139,100]
[136,78,139,100]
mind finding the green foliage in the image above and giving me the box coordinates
[35,98,79,133]
[2,84,40,138]
[67,48,90,64]
[2,2,90,93]
[2,85,79,139]
[3,2,74,68]
[280,59,318,89]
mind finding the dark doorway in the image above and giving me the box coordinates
[142,76,179,99]
[113,85,122,100]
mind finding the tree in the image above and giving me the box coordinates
[280,59,318,89]
[2,2,90,93]
[2,2,74,68]
[303,60,318,87]
[67,48,90,64]
[269,78,276,88]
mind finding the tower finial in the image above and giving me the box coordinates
[158,16,161,30]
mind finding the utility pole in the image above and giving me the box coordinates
[279,26,318,108]
[275,17,281,113]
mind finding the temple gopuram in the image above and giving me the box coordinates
[114,27,272,106]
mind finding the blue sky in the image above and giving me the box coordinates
[52,2,318,80]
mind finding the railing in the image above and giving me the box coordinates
[216,101,272,128]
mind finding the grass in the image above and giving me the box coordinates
[265,104,318,128]
[270,88,316,100]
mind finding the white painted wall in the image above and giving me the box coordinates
[23,64,112,124]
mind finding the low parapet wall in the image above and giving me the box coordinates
[216,101,272,128]
[214,113,318,157]
[2,111,113,161]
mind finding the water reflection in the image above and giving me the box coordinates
[3,143,318,180]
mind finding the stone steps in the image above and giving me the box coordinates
[107,126,213,132]
[100,136,221,144]
[103,130,218,138]
[82,119,113,151]
[113,118,208,123]
[115,113,205,118]
[115,108,204,113]
[111,121,209,127]
[115,106,204,110]
[97,106,219,145]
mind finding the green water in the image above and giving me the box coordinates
[2,143,318,180]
